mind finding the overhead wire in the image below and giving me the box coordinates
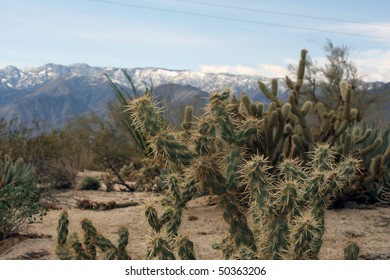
[89,0,390,41]
[173,0,390,28]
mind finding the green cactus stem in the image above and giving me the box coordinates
[56,211,72,260]
[290,211,322,259]
[57,211,69,246]
[145,203,163,233]
[125,92,164,137]
[240,93,252,115]
[344,242,360,260]
[147,234,176,260]
[72,236,92,260]
[212,237,234,260]
[81,219,97,259]
[263,215,289,259]
[182,105,193,130]
[177,236,196,260]
[117,226,131,260]
[359,138,383,157]
[220,194,257,250]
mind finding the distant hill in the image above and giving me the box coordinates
[0,63,388,128]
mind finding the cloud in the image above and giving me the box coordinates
[258,64,289,78]
[351,49,390,82]
[199,63,289,78]
[199,48,390,82]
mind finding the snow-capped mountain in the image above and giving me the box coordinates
[0,63,388,129]
[0,63,288,98]
[0,63,289,128]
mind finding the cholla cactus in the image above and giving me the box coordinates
[125,92,164,138]
[55,211,131,260]
[243,144,362,259]
[146,232,176,260]
[180,105,194,140]
[81,218,97,259]
[56,211,72,260]
[117,226,131,260]
[119,50,364,260]
[177,235,196,260]
[344,242,360,260]
[124,90,362,260]
[335,123,390,204]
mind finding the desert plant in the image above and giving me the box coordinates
[333,122,390,204]
[0,119,79,189]
[344,242,360,260]
[0,101,143,191]
[52,49,368,260]
[80,176,101,190]
[127,158,162,192]
[240,143,361,259]
[105,71,160,157]
[241,50,388,205]
[123,61,362,259]
[0,156,46,240]
[56,211,131,260]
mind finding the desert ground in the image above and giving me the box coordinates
[1,172,390,260]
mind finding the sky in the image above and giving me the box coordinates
[1,0,390,81]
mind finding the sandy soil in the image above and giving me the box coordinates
[1,188,390,260]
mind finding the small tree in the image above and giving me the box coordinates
[289,39,382,121]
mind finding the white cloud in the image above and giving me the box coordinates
[199,49,390,82]
[258,64,289,78]
[199,63,288,78]
[352,49,390,82]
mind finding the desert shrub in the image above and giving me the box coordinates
[0,120,79,189]
[35,159,78,190]
[0,156,46,240]
[80,176,101,190]
[63,103,143,170]
[0,103,142,191]
[126,158,162,192]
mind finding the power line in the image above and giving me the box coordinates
[90,0,390,41]
[174,0,390,28]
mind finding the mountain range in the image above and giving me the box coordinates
[0,63,388,128]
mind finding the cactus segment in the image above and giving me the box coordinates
[344,242,360,260]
